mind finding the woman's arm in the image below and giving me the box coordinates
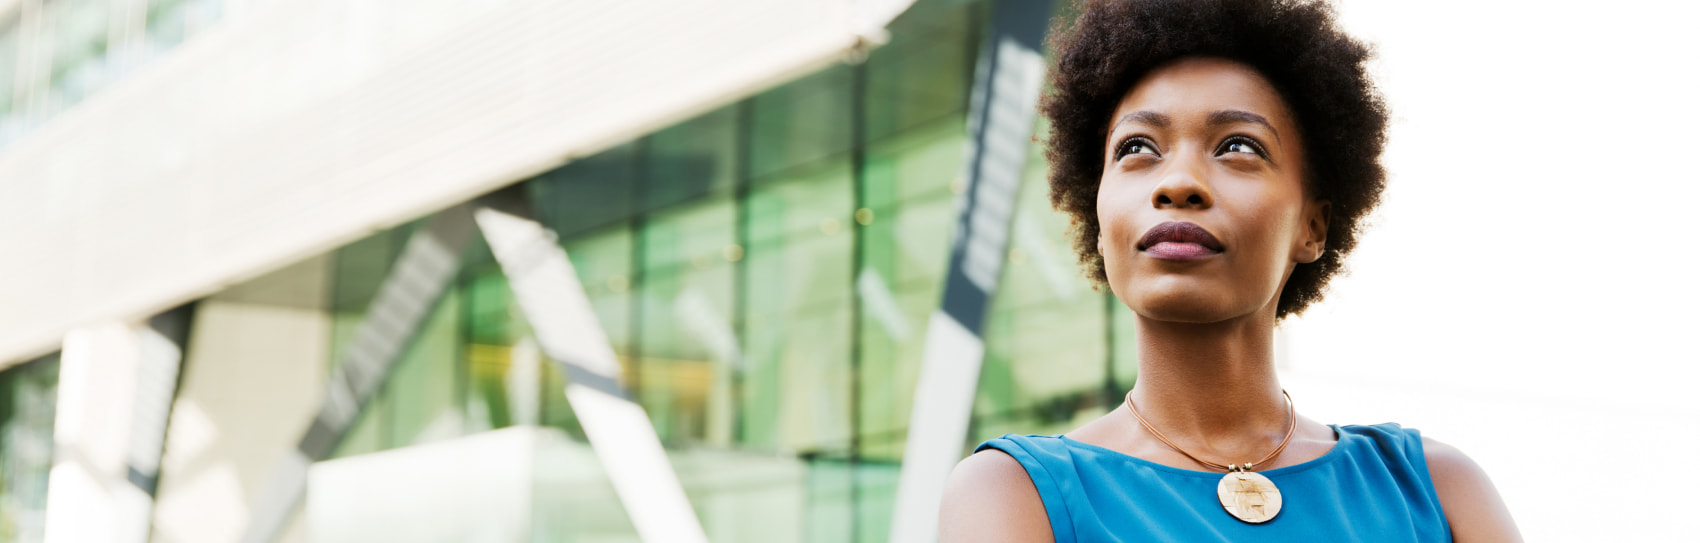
[1424,437,1523,542]
[938,450,1055,542]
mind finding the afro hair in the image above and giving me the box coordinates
[1042,0,1389,318]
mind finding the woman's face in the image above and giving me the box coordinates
[1097,57,1328,323]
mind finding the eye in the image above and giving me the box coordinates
[1215,136,1268,158]
[1115,136,1159,160]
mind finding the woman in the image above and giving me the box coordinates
[939,0,1521,541]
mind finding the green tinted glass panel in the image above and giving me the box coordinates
[751,66,853,179]
[328,225,414,365]
[565,224,636,354]
[646,108,739,210]
[47,0,112,107]
[857,118,966,463]
[864,0,978,144]
[379,290,464,448]
[145,0,225,52]
[975,125,1109,439]
[742,162,854,451]
[638,196,736,445]
[529,144,639,238]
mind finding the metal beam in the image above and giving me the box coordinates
[37,305,192,543]
[888,0,1053,540]
[238,206,475,543]
[115,304,195,543]
[474,203,708,543]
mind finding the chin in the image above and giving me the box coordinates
[1134,298,1235,324]
[1117,280,1247,324]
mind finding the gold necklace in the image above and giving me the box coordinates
[1123,389,1296,524]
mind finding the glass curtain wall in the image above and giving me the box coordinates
[307,0,1136,540]
[0,0,1147,541]
[0,0,234,150]
[144,0,229,54]
[45,0,115,110]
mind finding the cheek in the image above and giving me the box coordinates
[1095,184,1140,253]
[1224,188,1304,263]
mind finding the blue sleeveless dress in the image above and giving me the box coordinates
[975,423,1451,542]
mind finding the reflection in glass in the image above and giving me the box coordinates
[144,0,226,55]
[146,0,1135,540]
[639,196,737,446]
[46,0,113,112]
[744,162,854,452]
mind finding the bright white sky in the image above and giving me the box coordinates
[1279,1,1699,540]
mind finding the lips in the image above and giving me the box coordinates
[1136,221,1224,260]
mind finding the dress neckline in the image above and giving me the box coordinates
[1056,424,1346,479]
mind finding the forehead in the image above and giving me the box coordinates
[1111,57,1295,130]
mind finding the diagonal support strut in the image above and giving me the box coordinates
[239,205,475,543]
[474,203,708,543]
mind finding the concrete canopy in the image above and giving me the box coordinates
[0,0,916,366]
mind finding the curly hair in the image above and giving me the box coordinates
[1043,0,1388,319]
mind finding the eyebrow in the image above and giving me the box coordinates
[1111,109,1281,142]
[1207,109,1280,142]
[1113,110,1171,130]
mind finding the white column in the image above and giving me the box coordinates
[41,323,142,543]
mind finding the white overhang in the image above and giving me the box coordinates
[0,0,916,366]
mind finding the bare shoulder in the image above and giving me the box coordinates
[939,449,1054,543]
[1421,436,1523,543]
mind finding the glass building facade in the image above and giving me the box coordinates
[304,1,1132,539]
[0,0,233,148]
[0,0,1137,540]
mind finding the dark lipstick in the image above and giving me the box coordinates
[1136,221,1223,261]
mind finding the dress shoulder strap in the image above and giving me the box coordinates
[975,434,1081,543]
[1337,423,1453,541]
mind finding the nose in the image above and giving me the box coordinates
[1150,165,1214,210]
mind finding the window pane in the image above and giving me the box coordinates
[328,225,415,365]
[975,125,1108,438]
[863,0,978,144]
[856,119,965,464]
[751,66,853,179]
[46,0,113,109]
[379,289,463,449]
[742,162,853,451]
[646,108,738,211]
[144,0,225,54]
[638,195,737,445]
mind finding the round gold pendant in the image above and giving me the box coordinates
[1217,471,1282,524]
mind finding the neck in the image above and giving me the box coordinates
[1127,309,1289,451]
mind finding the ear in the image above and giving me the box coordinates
[1295,200,1330,264]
